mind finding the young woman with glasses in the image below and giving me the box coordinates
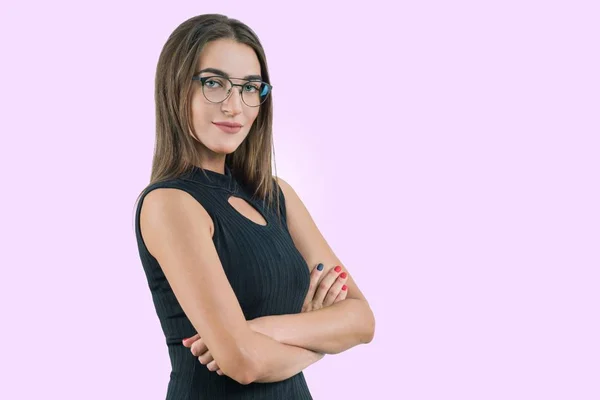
[134,13,375,399]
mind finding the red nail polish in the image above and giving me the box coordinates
[334,266,342,273]
[342,285,347,291]
[340,272,347,279]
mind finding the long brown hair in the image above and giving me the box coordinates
[135,14,281,216]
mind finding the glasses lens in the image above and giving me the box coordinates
[201,77,271,106]
[202,77,231,103]
[241,81,271,107]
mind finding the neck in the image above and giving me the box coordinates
[192,146,228,175]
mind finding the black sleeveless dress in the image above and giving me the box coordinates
[134,165,313,399]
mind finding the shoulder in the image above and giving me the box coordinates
[272,175,306,216]
[140,187,211,226]
[142,185,197,210]
[139,186,214,250]
[272,176,298,202]
[271,175,313,226]
[137,176,215,218]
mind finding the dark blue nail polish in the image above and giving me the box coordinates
[317,263,324,271]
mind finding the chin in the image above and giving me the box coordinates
[217,133,250,153]
[196,131,249,155]
[208,141,243,155]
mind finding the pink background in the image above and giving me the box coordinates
[2,1,599,399]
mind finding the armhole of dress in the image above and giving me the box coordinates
[135,184,158,258]
[274,177,288,226]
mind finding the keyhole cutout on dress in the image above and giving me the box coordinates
[227,196,268,226]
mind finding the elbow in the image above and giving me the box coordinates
[362,326,375,345]
[332,306,375,354]
[231,371,255,386]
[218,339,263,385]
[219,354,257,385]
[361,309,376,344]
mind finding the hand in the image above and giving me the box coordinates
[182,335,224,376]
[302,263,348,313]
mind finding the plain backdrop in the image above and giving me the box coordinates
[1,1,599,399]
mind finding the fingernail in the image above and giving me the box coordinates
[317,263,324,271]
[342,285,347,291]
[334,266,342,273]
[340,272,347,279]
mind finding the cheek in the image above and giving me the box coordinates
[191,100,213,128]
[246,108,260,125]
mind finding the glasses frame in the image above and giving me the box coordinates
[191,74,273,107]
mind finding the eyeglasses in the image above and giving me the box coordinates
[192,75,272,107]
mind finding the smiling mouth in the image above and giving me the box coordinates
[213,122,242,134]
[213,122,243,128]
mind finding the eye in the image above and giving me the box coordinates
[243,82,261,92]
[204,78,225,88]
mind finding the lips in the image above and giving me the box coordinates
[213,121,243,134]
[213,122,242,128]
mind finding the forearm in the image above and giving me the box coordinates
[257,299,375,354]
[245,331,324,383]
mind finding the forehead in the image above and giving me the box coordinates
[197,39,261,77]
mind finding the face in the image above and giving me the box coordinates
[189,38,263,163]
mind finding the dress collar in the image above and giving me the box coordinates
[187,164,238,192]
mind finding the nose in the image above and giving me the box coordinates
[221,86,243,116]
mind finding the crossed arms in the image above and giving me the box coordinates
[139,177,375,384]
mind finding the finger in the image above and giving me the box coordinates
[206,359,219,372]
[334,284,348,303]
[323,272,348,307]
[191,338,208,357]
[182,333,201,347]
[198,350,214,365]
[313,265,343,305]
[216,369,224,376]
[303,263,324,305]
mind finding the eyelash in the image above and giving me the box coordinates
[204,79,260,91]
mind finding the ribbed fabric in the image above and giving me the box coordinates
[134,165,313,399]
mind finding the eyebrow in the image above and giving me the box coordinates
[198,68,262,81]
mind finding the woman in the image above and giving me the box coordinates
[134,13,375,399]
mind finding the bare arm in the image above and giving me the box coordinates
[252,297,373,354]
[256,177,376,354]
[254,347,323,382]
[140,188,325,384]
[184,324,325,382]
[224,332,324,383]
